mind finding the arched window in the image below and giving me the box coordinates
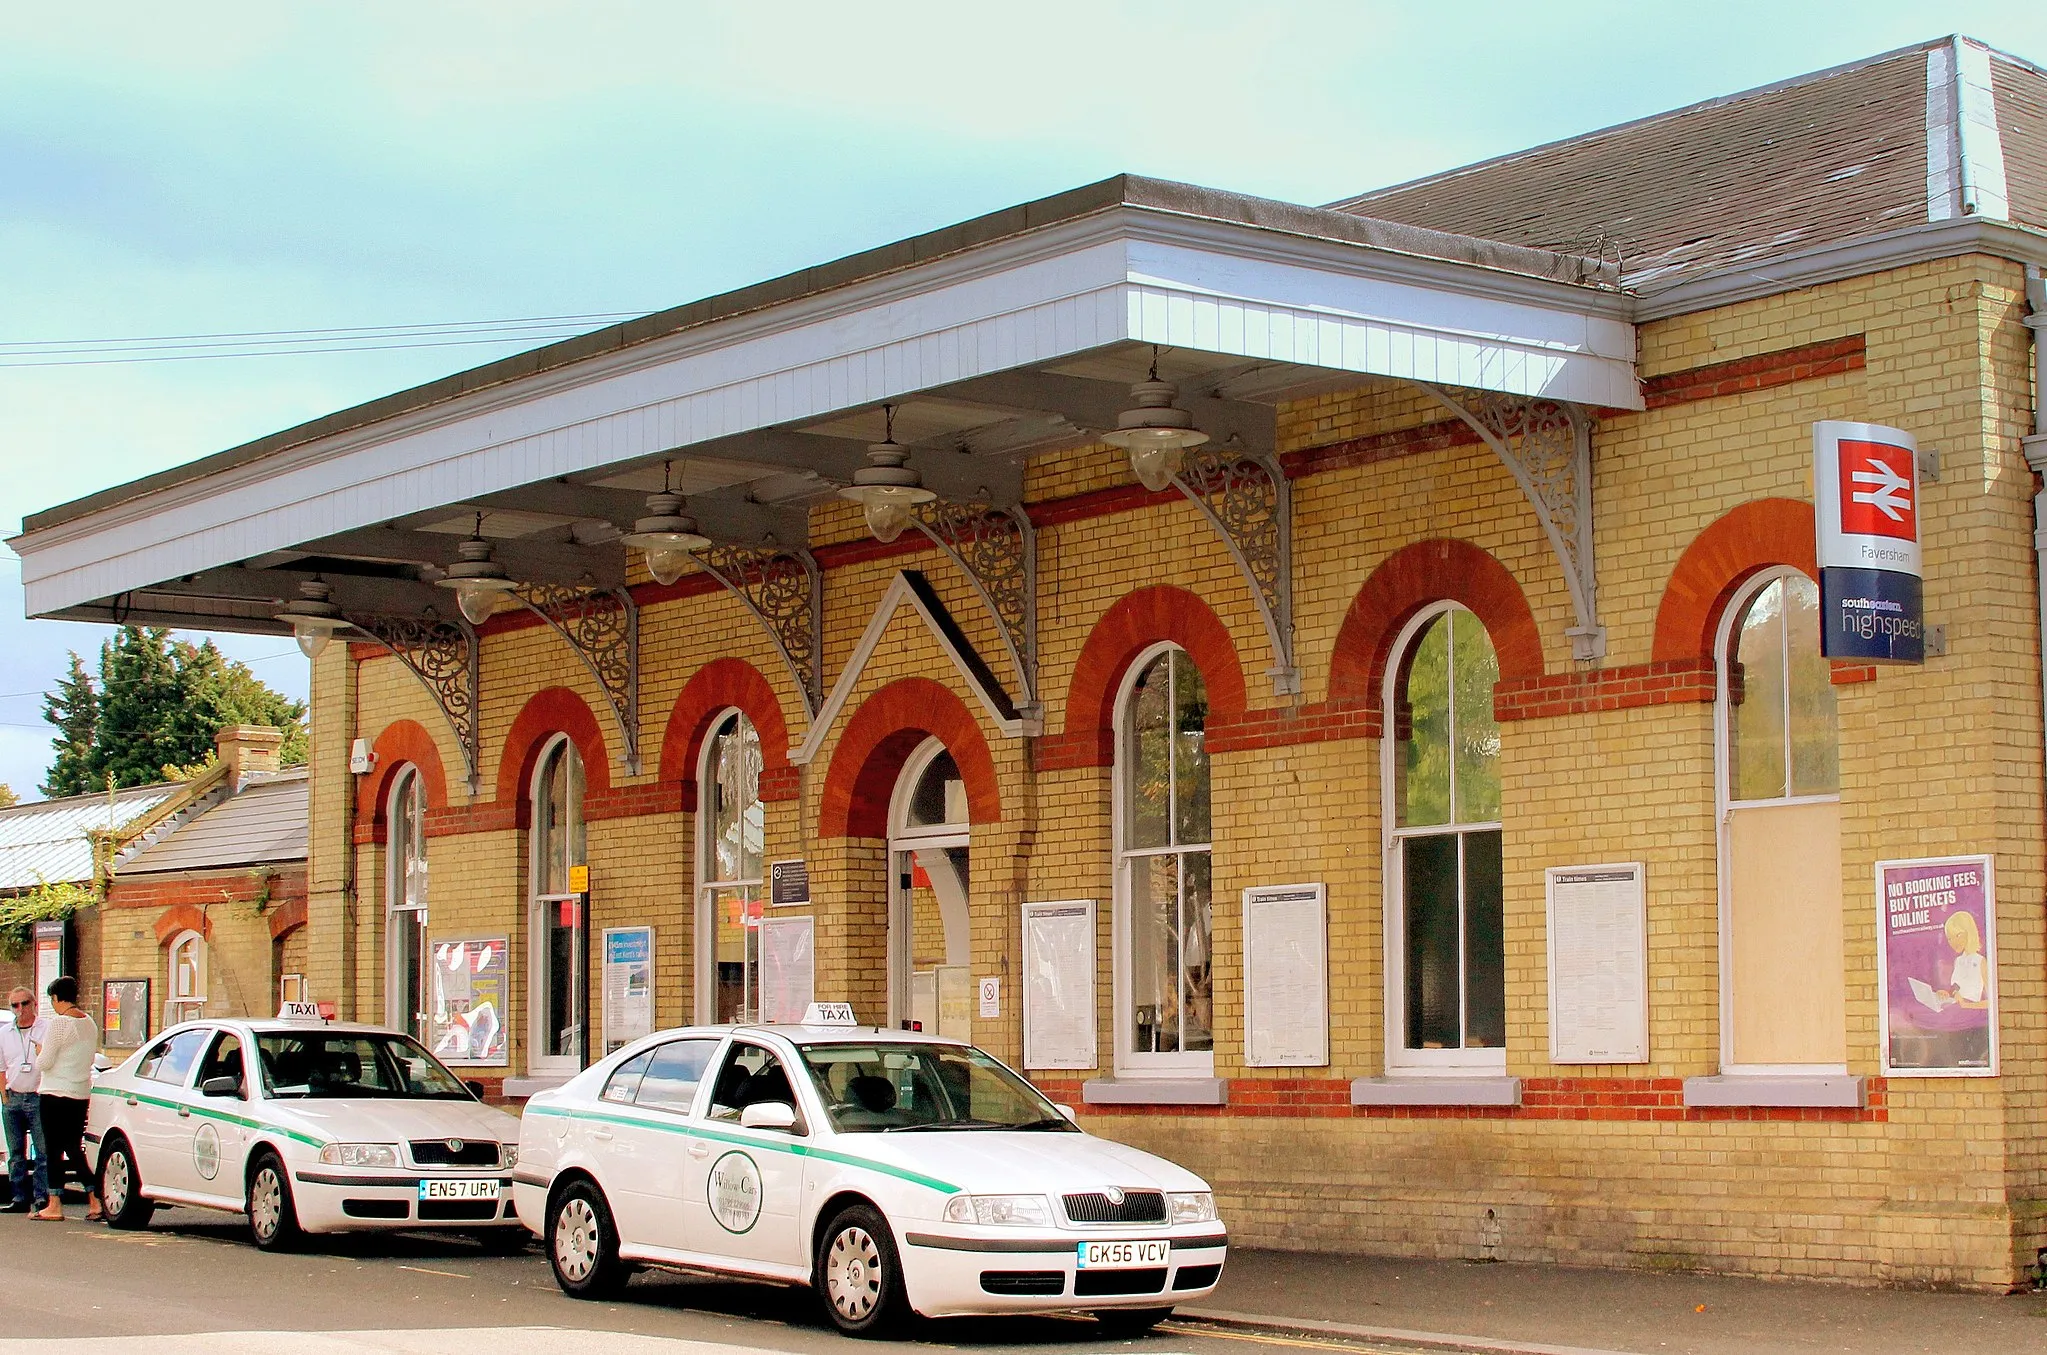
[1717,569,1844,1068]
[889,739,971,1036]
[1384,604,1504,1068]
[1116,645,1212,1072]
[529,736,587,1072]
[385,767,429,1041]
[697,711,765,1024]
[166,930,207,1026]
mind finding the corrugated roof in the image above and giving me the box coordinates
[1330,36,2047,292]
[122,770,308,874]
[0,784,184,892]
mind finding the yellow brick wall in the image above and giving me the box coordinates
[316,252,2043,1287]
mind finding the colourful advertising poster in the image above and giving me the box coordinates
[1877,856,1996,1076]
[601,926,654,1054]
[430,937,508,1066]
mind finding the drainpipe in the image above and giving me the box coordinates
[2024,273,2047,806]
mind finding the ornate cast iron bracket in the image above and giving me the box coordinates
[512,583,641,775]
[1419,386,1606,662]
[1173,443,1298,696]
[914,499,1039,720]
[692,545,824,719]
[351,613,482,794]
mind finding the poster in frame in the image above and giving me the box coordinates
[1875,854,1997,1077]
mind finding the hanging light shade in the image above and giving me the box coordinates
[1103,370,1209,492]
[837,406,935,543]
[274,577,349,660]
[618,487,711,585]
[435,526,519,626]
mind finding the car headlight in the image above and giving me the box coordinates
[942,1194,1053,1226]
[499,1143,519,1169]
[1168,1191,1217,1224]
[318,1143,399,1168]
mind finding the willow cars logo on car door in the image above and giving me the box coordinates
[194,1123,222,1180]
[708,1151,763,1233]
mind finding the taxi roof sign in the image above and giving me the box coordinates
[803,1002,858,1027]
[277,1000,326,1023]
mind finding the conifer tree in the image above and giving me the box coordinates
[40,652,102,798]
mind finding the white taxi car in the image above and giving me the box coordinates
[86,1009,525,1250]
[515,1015,1227,1336]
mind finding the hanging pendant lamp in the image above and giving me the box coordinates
[274,577,349,660]
[618,462,711,585]
[838,404,935,543]
[434,515,519,625]
[1103,348,1209,492]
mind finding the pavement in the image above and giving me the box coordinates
[1192,1248,2047,1355]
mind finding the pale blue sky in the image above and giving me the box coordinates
[3,1,2042,797]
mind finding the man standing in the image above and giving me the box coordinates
[0,988,48,1215]
[31,977,99,1222]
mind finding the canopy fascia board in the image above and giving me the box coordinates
[13,204,1638,619]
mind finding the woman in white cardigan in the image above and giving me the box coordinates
[32,976,101,1222]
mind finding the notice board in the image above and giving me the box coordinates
[1242,884,1329,1067]
[1545,863,1649,1064]
[600,926,654,1054]
[1022,900,1096,1069]
[760,915,815,1024]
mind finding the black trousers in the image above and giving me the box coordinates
[38,1094,90,1198]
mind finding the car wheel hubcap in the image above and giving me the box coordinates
[104,1154,129,1212]
[556,1198,599,1283]
[827,1226,882,1321]
[251,1169,280,1238]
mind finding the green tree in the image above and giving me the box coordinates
[40,652,102,797]
[42,627,307,794]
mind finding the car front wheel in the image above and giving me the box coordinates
[96,1137,154,1230]
[815,1203,908,1337]
[547,1180,627,1298]
[247,1153,303,1251]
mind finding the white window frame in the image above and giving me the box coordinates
[166,929,206,1027]
[1713,567,1847,1075]
[384,766,430,1039]
[694,708,765,1025]
[1112,641,1215,1079]
[527,734,585,1077]
[1380,602,1507,1076]
[887,736,970,1030]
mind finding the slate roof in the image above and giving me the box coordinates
[1330,36,2047,292]
[122,769,308,875]
[0,783,183,892]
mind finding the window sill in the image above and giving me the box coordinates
[1682,1074,1865,1109]
[501,1074,573,1099]
[1349,1076,1521,1107]
[1081,1077,1229,1107]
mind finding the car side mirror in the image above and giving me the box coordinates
[463,1080,487,1100]
[200,1076,241,1098]
[1056,1104,1080,1124]
[740,1101,797,1132]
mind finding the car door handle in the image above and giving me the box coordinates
[590,1130,614,1142]
[124,1097,137,1106]
[687,1141,710,1159]
[176,1107,191,1118]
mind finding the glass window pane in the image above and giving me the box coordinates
[1127,853,1179,1053]
[709,714,764,882]
[602,1049,653,1104]
[1462,830,1505,1049]
[908,749,964,828]
[709,885,760,1023]
[1123,655,1172,849]
[541,746,568,895]
[1730,580,1789,800]
[1402,834,1461,1049]
[1782,575,1840,795]
[636,1038,720,1114]
[1396,615,1452,827]
[1451,610,1502,824]
[1179,850,1213,1053]
[1172,653,1211,846]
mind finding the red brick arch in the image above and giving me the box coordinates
[656,659,797,812]
[819,678,1001,839]
[353,718,451,841]
[1652,498,1818,663]
[1049,585,1249,770]
[267,897,308,941]
[1328,538,1546,706]
[495,686,612,827]
[153,904,211,945]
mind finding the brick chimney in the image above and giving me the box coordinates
[215,724,285,788]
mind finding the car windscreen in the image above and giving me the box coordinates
[798,1042,1076,1133]
[256,1032,473,1100]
